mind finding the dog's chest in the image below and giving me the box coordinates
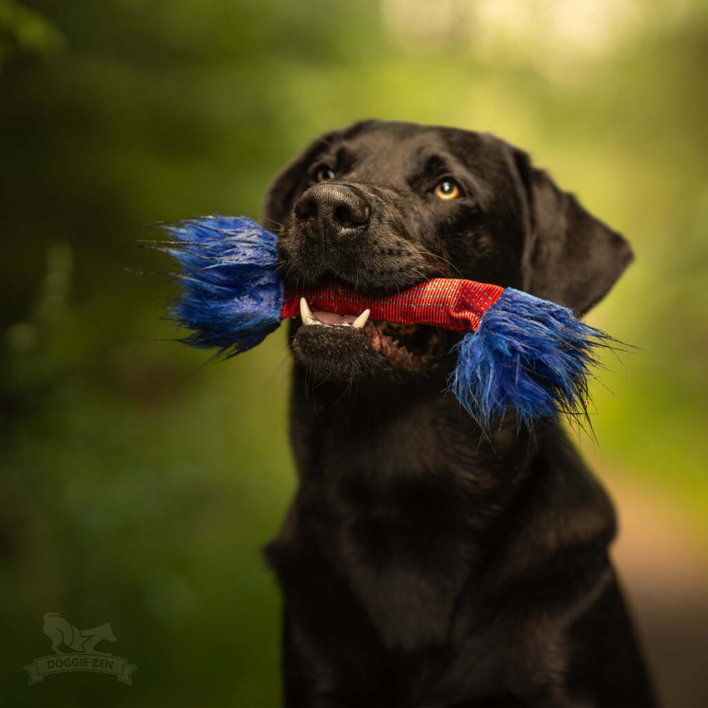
[329,501,475,651]
[308,445,482,652]
[291,395,494,652]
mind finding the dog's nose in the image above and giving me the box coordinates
[294,184,370,239]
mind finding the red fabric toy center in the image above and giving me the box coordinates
[281,278,505,333]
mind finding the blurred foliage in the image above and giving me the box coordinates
[0,0,707,705]
[0,0,62,70]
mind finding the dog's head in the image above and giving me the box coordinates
[264,120,632,384]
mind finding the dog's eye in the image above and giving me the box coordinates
[315,166,336,183]
[434,180,461,200]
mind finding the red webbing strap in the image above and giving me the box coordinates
[280,278,505,332]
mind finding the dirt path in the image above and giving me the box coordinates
[602,472,708,706]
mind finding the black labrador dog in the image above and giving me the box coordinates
[262,120,655,707]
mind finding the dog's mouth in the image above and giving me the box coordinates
[367,320,447,370]
[292,296,449,379]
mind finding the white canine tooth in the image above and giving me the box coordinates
[300,298,322,325]
[300,297,313,323]
[352,309,371,329]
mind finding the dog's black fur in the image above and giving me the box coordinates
[263,120,655,707]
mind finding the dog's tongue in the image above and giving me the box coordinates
[313,311,358,325]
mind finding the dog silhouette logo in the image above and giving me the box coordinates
[43,612,117,655]
[24,613,137,685]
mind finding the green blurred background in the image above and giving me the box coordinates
[1,0,707,705]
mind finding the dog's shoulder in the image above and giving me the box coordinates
[483,429,617,602]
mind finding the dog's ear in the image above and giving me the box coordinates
[513,149,633,315]
[262,130,340,232]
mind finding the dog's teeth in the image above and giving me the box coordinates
[300,298,323,325]
[352,309,371,329]
[300,297,313,323]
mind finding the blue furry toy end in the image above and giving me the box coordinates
[449,288,618,431]
[164,216,284,356]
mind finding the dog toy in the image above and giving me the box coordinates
[161,216,618,430]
